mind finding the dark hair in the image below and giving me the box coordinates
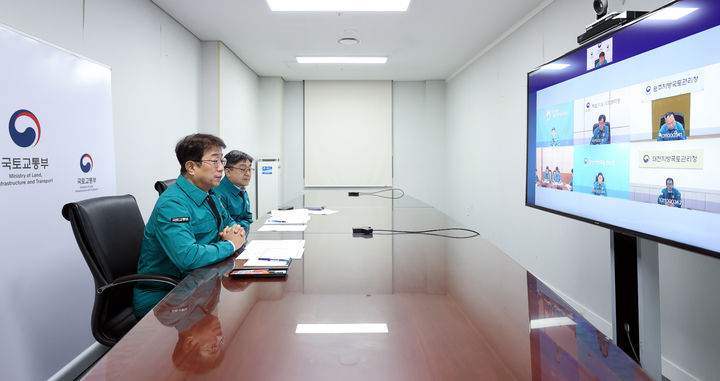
[666,177,674,185]
[555,166,559,171]
[224,150,253,167]
[598,114,606,122]
[175,134,226,174]
[599,51,605,57]
[596,172,604,182]
[664,112,675,119]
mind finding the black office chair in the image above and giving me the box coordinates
[154,178,176,196]
[659,113,685,128]
[62,195,179,346]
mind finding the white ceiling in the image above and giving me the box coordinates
[151,0,550,81]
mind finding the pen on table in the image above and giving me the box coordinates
[258,257,290,262]
[268,219,286,223]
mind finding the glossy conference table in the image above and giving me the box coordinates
[83,190,651,380]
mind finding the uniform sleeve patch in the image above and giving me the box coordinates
[171,217,190,223]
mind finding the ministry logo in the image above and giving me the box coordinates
[80,153,93,173]
[8,109,41,147]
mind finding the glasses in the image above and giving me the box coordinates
[195,158,227,168]
[227,166,254,173]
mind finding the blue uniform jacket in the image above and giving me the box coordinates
[133,174,237,317]
[593,181,607,196]
[658,188,682,208]
[213,176,253,234]
[543,171,552,182]
[591,125,610,144]
[552,173,562,183]
[657,122,686,141]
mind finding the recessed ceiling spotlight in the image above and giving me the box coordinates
[338,37,360,45]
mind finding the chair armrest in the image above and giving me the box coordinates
[97,274,179,294]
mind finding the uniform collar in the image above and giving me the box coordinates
[219,176,244,195]
[176,174,212,206]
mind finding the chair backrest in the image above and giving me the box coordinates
[61,194,146,346]
[154,178,176,196]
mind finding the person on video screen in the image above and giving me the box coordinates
[657,112,686,141]
[591,114,610,145]
[657,177,682,208]
[543,166,552,183]
[552,167,563,185]
[551,128,559,147]
[595,51,607,68]
[567,169,574,191]
[593,172,607,196]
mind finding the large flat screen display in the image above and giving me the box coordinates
[526,0,720,257]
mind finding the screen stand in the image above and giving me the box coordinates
[610,231,661,380]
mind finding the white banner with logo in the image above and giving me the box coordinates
[641,67,704,101]
[0,25,116,379]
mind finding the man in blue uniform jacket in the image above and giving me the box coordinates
[134,134,245,318]
[552,167,563,185]
[590,114,610,145]
[543,166,552,183]
[658,177,682,208]
[593,172,607,196]
[657,112,686,141]
[213,150,254,235]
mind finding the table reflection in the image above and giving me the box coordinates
[83,190,651,381]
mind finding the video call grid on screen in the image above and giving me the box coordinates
[527,15,720,255]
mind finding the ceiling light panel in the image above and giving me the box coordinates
[297,57,388,64]
[267,0,410,12]
[295,323,389,334]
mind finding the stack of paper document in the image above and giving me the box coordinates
[258,224,307,232]
[237,239,305,261]
[266,209,311,224]
[259,209,311,231]
[305,208,338,215]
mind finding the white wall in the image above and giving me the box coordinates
[199,42,268,213]
[200,41,220,135]
[444,0,720,379]
[0,0,203,379]
[280,80,445,206]
[218,43,260,157]
[659,246,720,381]
[393,81,446,209]
[258,77,284,159]
[281,81,305,203]
[84,0,203,219]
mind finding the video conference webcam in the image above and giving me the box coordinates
[593,0,608,19]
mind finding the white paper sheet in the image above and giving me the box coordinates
[258,224,307,232]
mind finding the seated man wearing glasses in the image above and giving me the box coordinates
[134,133,246,318]
[213,150,254,236]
